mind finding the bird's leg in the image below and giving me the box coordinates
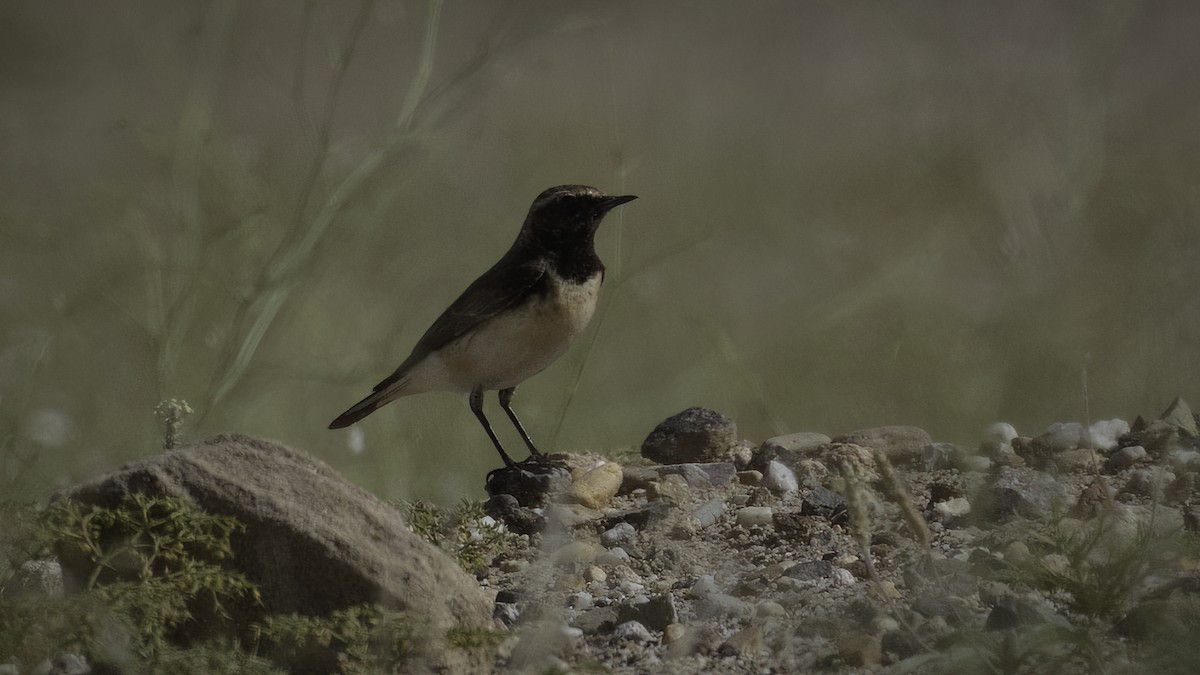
[470,387,516,468]
[498,387,545,460]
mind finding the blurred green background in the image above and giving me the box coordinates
[2,1,1198,503]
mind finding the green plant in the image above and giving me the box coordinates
[1003,511,1186,620]
[40,493,260,656]
[154,398,194,450]
[396,498,512,572]
[250,604,426,675]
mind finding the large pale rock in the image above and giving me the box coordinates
[57,434,493,674]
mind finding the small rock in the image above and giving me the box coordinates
[801,486,848,523]
[600,522,638,549]
[1086,419,1130,450]
[1165,472,1197,505]
[1053,447,1102,472]
[728,440,755,467]
[692,498,726,528]
[39,652,89,675]
[793,459,830,487]
[583,565,607,583]
[959,455,993,472]
[657,462,737,487]
[755,431,831,470]
[737,470,763,485]
[695,591,751,620]
[499,559,528,573]
[837,633,883,667]
[662,623,686,645]
[718,624,763,657]
[600,502,670,530]
[485,461,572,507]
[1004,540,1031,564]
[596,547,631,566]
[922,442,962,471]
[832,425,932,465]
[1038,422,1086,451]
[986,466,1073,519]
[875,580,903,599]
[987,442,1024,467]
[1123,467,1175,499]
[763,460,799,496]
[641,407,737,464]
[772,511,813,539]
[566,592,593,609]
[1168,449,1200,472]
[485,494,543,535]
[553,541,598,566]
[1159,397,1198,436]
[543,503,599,529]
[617,594,677,631]
[612,620,653,643]
[933,497,971,521]
[573,606,619,634]
[755,600,787,620]
[647,476,691,505]
[618,465,659,493]
[494,602,520,626]
[736,506,774,527]
[984,422,1019,444]
[832,567,856,586]
[928,481,961,503]
[3,559,64,602]
[567,460,623,509]
[1108,445,1149,471]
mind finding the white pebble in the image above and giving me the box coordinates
[832,567,857,586]
[1086,419,1129,450]
[983,422,1018,444]
[736,506,774,527]
[764,460,799,496]
[612,620,653,642]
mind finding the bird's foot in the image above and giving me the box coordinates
[485,457,570,507]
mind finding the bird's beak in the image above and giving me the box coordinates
[600,194,638,212]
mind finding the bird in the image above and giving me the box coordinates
[329,184,637,467]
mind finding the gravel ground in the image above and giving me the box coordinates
[478,402,1200,674]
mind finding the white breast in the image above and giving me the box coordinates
[403,271,603,394]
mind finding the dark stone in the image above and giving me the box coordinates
[641,407,737,464]
[493,602,519,627]
[617,594,677,631]
[881,629,923,660]
[495,588,526,604]
[485,494,543,535]
[984,466,1073,519]
[599,501,670,530]
[484,460,571,507]
[619,466,659,493]
[772,511,813,539]
[573,606,619,634]
[56,434,493,675]
[928,481,961,504]
[801,486,848,524]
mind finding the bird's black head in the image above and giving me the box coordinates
[518,185,637,254]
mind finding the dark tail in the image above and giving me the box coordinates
[328,391,390,429]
